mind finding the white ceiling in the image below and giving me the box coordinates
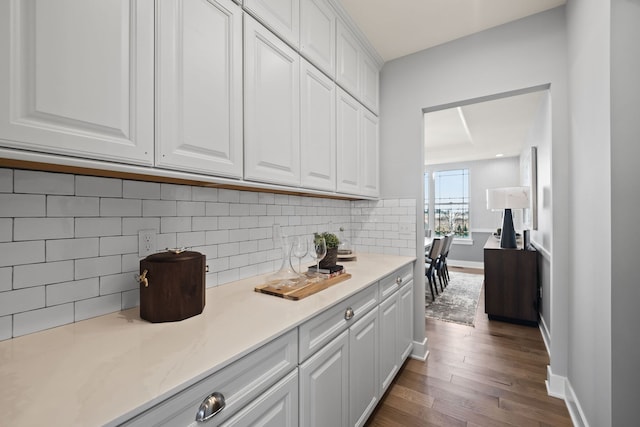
[336,0,566,62]
[334,0,561,167]
[424,91,546,165]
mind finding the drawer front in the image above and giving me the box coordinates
[379,264,413,302]
[123,329,298,427]
[298,283,378,362]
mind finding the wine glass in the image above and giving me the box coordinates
[291,236,308,277]
[310,235,327,277]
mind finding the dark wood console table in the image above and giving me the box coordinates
[483,237,538,325]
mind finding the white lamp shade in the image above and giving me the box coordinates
[486,186,530,210]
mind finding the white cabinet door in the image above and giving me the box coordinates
[378,291,399,393]
[156,0,243,178]
[0,0,154,165]
[299,330,349,427]
[336,20,361,99]
[220,370,298,427]
[336,88,360,194]
[398,280,414,362]
[244,0,299,48]
[244,14,301,186]
[361,53,380,114]
[300,59,335,191]
[361,108,379,197]
[300,0,336,78]
[349,307,379,427]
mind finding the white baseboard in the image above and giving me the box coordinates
[410,338,429,361]
[539,315,551,356]
[546,365,566,399]
[564,378,590,427]
[448,259,484,269]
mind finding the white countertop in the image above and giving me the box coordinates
[0,253,414,427]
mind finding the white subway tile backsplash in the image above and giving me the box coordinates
[75,217,122,237]
[0,287,45,316]
[14,217,74,241]
[142,200,176,217]
[1,166,417,340]
[75,293,121,322]
[161,183,192,201]
[101,198,142,217]
[0,241,45,267]
[15,170,74,195]
[0,218,11,242]
[0,169,12,193]
[161,217,191,233]
[46,238,99,262]
[13,303,74,337]
[76,175,122,197]
[75,255,121,280]
[123,180,161,200]
[47,196,99,217]
[0,194,45,217]
[14,260,74,289]
[76,295,114,325]
[100,272,138,295]
[192,187,218,202]
[100,235,138,256]
[0,267,11,292]
[0,316,11,340]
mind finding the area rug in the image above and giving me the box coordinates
[425,271,483,326]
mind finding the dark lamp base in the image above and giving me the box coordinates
[500,208,517,249]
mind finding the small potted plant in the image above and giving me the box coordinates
[316,231,340,268]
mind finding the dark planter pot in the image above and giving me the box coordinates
[319,248,338,269]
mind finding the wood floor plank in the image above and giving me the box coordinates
[365,269,572,426]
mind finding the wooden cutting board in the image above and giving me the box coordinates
[255,273,352,301]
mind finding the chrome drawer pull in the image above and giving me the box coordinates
[344,307,355,320]
[195,392,225,422]
[396,276,402,286]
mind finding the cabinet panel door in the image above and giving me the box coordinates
[244,15,301,186]
[349,308,379,427]
[336,20,360,99]
[244,0,299,48]
[361,53,379,114]
[361,108,379,197]
[398,280,414,362]
[299,330,349,427]
[156,0,243,178]
[378,291,399,393]
[220,370,298,427]
[300,0,335,78]
[0,0,154,165]
[336,88,360,194]
[300,59,335,191]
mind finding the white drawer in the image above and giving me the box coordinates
[379,264,413,302]
[298,283,378,362]
[122,329,297,427]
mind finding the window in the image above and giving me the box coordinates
[425,169,470,238]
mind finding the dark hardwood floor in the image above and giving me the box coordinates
[366,267,572,427]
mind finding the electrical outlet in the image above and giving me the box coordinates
[399,223,410,233]
[138,229,156,257]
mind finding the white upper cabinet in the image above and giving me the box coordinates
[300,0,336,78]
[361,108,379,197]
[156,0,243,178]
[336,88,361,195]
[0,0,154,165]
[361,53,380,114]
[244,14,301,186]
[300,59,336,192]
[336,19,360,100]
[244,0,300,48]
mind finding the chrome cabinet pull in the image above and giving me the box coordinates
[395,276,402,286]
[195,392,225,422]
[344,307,355,320]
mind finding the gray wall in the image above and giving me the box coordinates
[566,0,612,425]
[379,5,571,402]
[611,0,639,424]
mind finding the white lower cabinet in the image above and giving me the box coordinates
[398,280,415,362]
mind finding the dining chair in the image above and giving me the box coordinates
[436,234,453,288]
[425,237,443,301]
